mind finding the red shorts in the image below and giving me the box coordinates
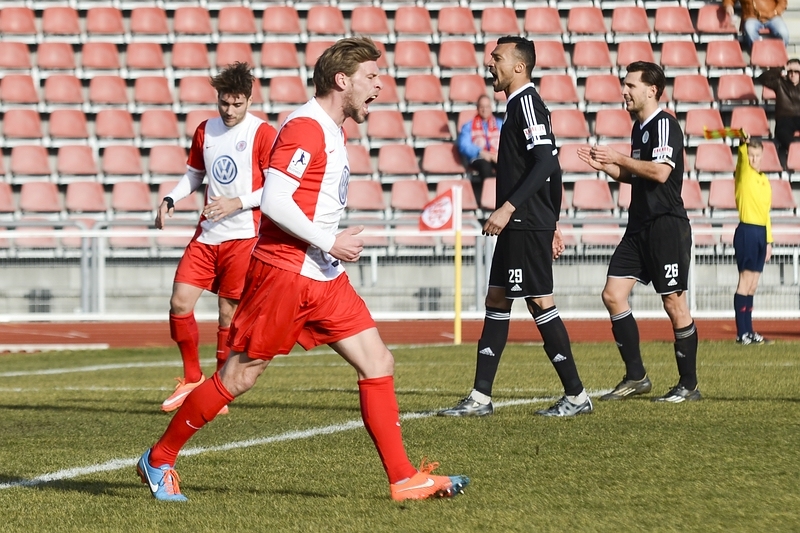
[173,237,256,299]
[229,258,376,359]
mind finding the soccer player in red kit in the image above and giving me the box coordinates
[137,38,469,502]
[157,62,276,414]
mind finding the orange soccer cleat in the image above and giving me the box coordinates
[390,459,469,501]
[160,375,206,412]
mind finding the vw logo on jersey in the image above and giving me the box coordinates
[642,131,649,144]
[212,155,237,184]
[338,166,350,205]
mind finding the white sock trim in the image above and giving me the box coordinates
[469,389,492,405]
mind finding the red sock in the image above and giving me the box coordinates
[358,376,416,484]
[169,312,203,383]
[150,372,234,467]
[216,326,230,372]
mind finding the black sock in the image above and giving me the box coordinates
[734,293,748,338]
[533,305,583,396]
[473,307,510,396]
[610,309,646,381]
[674,321,698,390]
[745,294,754,333]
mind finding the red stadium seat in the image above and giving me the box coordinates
[57,145,99,180]
[216,42,254,69]
[610,6,651,40]
[584,74,623,111]
[37,42,76,73]
[390,179,429,211]
[65,181,108,217]
[85,7,125,42]
[717,74,758,105]
[49,109,89,144]
[684,108,724,146]
[173,7,213,41]
[171,42,211,72]
[572,179,615,215]
[1,74,38,106]
[10,145,52,182]
[771,179,797,214]
[158,181,200,215]
[2,109,42,143]
[267,76,308,111]
[694,144,735,181]
[393,41,434,76]
[404,74,445,110]
[343,117,362,143]
[730,107,770,138]
[305,40,335,72]
[218,6,258,40]
[411,110,453,146]
[660,41,701,75]
[448,74,488,110]
[262,5,303,40]
[95,109,136,143]
[0,7,36,42]
[260,42,302,76]
[523,7,563,37]
[480,177,496,211]
[708,178,736,216]
[438,6,477,41]
[758,141,784,175]
[378,144,421,182]
[538,74,581,109]
[0,42,31,72]
[438,40,479,75]
[567,7,607,41]
[705,40,747,77]
[112,181,154,215]
[134,76,174,108]
[178,76,216,108]
[20,182,62,215]
[551,108,591,144]
[126,42,166,74]
[616,40,655,68]
[696,3,738,42]
[422,145,467,182]
[672,75,714,111]
[617,182,631,212]
[533,40,569,72]
[0,183,15,218]
[102,146,144,178]
[394,6,435,42]
[185,110,218,141]
[436,178,478,213]
[367,110,407,146]
[81,42,121,74]
[481,7,520,37]
[89,75,128,109]
[346,144,375,178]
[572,40,614,75]
[350,6,390,39]
[149,145,188,182]
[374,75,400,109]
[681,179,707,215]
[346,180,386,212]
[653,6,695,43]
[307,6,346,37]
[558,143,598,181]
[130,7,170,42]
[594,108,633,140]
[140,109,181,145]
[42,6,81,41]
[750,39,789,69]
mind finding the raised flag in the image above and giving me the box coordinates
[703,126,746,140]
[419,189,454,231]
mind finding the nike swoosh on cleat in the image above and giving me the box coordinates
[140,466,159,494]
[162,391,191,407]
[395,478,435,492]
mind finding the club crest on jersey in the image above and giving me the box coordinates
[642,131,649,143]
[339,166,350,205]
[236,140,247,152]
[524,124,547,140]
[287,148,311,178]
[211,155,237,184]
[652,145,673,159]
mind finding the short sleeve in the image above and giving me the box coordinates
[268,117,325,182]
[255,122,277,173]
[186,121,206,171]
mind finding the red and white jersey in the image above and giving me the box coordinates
[253,99,351,281]
[177,113,275,245]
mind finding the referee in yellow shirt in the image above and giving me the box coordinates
[733,136,773,345]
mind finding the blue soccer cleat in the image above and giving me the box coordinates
[136,449,188,502]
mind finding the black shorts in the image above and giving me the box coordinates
[608,216,691,294]
[488,229,554,299]
[733,222,767,273]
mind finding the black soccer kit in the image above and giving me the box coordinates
[608,108,692,295]
[488,82,564,298]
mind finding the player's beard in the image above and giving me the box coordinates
[343,90,367,124]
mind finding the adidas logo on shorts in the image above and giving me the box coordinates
[667,278,677,287]
[511,284,522,291]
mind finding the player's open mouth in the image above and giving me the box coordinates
[364,96,377,113]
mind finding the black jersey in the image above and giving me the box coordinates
[627,109,688,233]
[495,83,562,231]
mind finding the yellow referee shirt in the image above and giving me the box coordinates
[734,143,772,243]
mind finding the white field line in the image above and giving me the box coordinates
[0,393,609,491]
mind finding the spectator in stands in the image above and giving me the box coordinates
[457,94,502,196]
[439,35,593,419]
[758,58,800,169]
[137,37,469,503]
[732,135,774,345]
[156,63,276,415]
[723,0,790,50]
[577,61,701,403]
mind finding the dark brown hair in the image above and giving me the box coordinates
[626,61,666,100]
[210,62,254,98]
